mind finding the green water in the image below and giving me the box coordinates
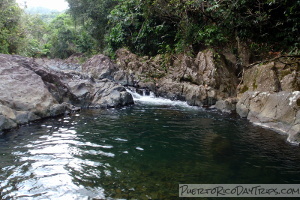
[0,102,300,199]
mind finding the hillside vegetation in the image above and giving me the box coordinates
[1,0,299,61]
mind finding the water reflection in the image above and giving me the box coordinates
[0,105,300,199]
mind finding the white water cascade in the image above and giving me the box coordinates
[126,87,192,107]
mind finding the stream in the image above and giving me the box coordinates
[1,91,300,199]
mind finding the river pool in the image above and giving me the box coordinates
[1,94,300,199]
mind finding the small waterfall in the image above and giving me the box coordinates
[126,87,191,107]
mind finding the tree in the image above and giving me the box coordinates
[17,13,50,57]
[47,13,78,58]
[106,0,179,55]
[0,0,23,54]
[66,0,118,51]
[47,13,97,59]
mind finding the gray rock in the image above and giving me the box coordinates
[0,54,63,117]
[113,70,134,86]
[0,105,18,129]
[0,53,134,131]
[116,49,238,106]
[239,62,280,93]
[281,71,299,92]
[236,91,300,144]
[238,57,299,94]
[26,57,134,109]
[82,54,117,80]
[236,103,249,118]
[215,99,237,113]
[86,79,134,108]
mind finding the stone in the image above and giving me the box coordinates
[82,54,117,80]
[215,99,237,113]
[88,79,134,108]
[281,71,299,91]
[113,70,134,86]
[238,56,300,95]
[116,49,238,106]
[115,49,300,144]
[0,54,64,124]
[236,91,300,144]
[27,56,134,109]
[239,62,280,93]
[0,53,134,131]
[0,105,18,129]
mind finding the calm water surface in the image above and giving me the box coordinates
[1,96,300,199]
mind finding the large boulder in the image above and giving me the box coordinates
[236,91,300,144]
[34,56,134,109]
[215,98,237,113]
[66,77,134,108]
[156,50,237,106]
[235,56,300,144]
[0,54,66,131]
[0,53,134,131]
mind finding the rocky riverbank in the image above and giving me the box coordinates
[0,54,133,132]
[1,50,299,144]
[112,48,300,144]
[235,56,300,144]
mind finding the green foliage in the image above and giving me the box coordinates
[197,25,227,47]
[48,14,76,58]
[76,30,96,53]
[0,0,23,54]
[17,13,50,57]
[104,0,300,56]
[66,0,118,51]
[106,0,177,56]
[45,13,97,59]
[1,0,299,60]
[240,85,249,93]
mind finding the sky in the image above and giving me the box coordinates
[16,0,69,11]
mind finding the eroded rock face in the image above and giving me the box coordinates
[215,98,237,113]
[115,48,300,144]
[238,57,300,95]
[235,56,300,144]
[32,57,134,109]
[236,91,300,144]
[115,48,238,106]
[0,54,66,130]
[0,54,133,131]
[82,54,117,80]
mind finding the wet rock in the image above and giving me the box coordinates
[0,105,18,129]
[116,49,238,106]
[0,54,66,130]
[215,98,237,113]
[86,79,134,108]
[0,53,134,131]
[28,56,134,108]
[236,91,300,144]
